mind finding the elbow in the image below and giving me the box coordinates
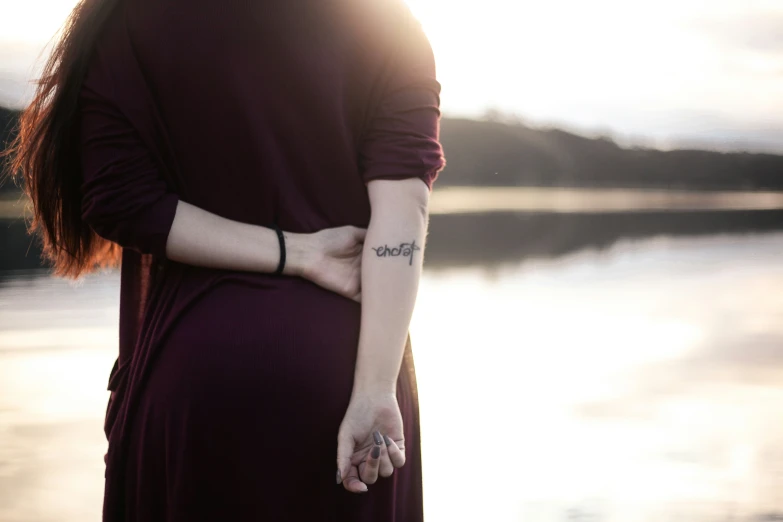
[367,177,431,223]
[81,197,125,246]
[81,192,179,257]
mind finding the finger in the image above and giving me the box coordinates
[384,434,406,469]
[376,432,394,478]
[342,464,367,494]
[351,292,361,304]
[359,441,382,485]
[378,448,394,478]
[336,430,355,487]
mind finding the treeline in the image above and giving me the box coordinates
[439,118,783,190]
[0,107,18,193]
[2,106,782,192]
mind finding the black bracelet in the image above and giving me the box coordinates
[272,224,286,276]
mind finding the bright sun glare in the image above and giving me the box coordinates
[0,1,75,44]
[2,0,783,150]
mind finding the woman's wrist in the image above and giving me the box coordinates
[281,231,315,277]
[352,375,398,397]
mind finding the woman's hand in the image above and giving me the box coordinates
[336,391,406,493]
[298,226,366,302]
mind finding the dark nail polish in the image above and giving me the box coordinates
[371,445,381,459]
[373,430,383,446]
[336,469,342,484]
[383,435,392,447]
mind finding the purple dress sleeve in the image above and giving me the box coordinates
[359,7,446,190]
[79,52,180,258]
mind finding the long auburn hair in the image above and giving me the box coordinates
[3,0,122,278]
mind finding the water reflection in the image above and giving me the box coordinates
[413,232,783,522]
[1,233,783,521]
[0,273,118,521]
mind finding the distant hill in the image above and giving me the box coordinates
[2,106,782,193]
[439,118,783,190]
[0,107,19,193]
[0,106,15,136]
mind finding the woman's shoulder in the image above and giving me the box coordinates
[81,2,151,107]
[80,4,129,96]
[325,0,422,53]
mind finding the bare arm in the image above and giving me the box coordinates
[165,200,312,277]
[335,1,445,492]
[351,179,430,394]
[336,178,432,492]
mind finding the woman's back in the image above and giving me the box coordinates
[122,0,438,230]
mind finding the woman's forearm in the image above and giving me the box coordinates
[165,200,312,276]
[352,179,430,395]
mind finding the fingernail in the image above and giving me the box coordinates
[383,435,392,447]
[371,445,381,459]
[359,484,368,493]
[373,430,383,446]
[336,469,342,484]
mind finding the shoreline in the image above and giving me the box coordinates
[3,207,783,273]
[4,186,783,220]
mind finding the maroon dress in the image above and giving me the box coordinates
[76,1,445,521]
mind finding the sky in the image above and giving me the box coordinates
[0,0,781,152]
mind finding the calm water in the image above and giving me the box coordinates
[1,232,783,521]
[4,187,783,220]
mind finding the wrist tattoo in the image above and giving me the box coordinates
[371,239,421,266]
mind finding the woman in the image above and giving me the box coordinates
[8,0,445,520]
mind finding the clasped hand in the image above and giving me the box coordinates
[300,225,366,303]
[336,391,406,493]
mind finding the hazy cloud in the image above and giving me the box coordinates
[692,11,783,54]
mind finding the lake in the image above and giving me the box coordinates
[4,187,783,220]
[1,231,783,521]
